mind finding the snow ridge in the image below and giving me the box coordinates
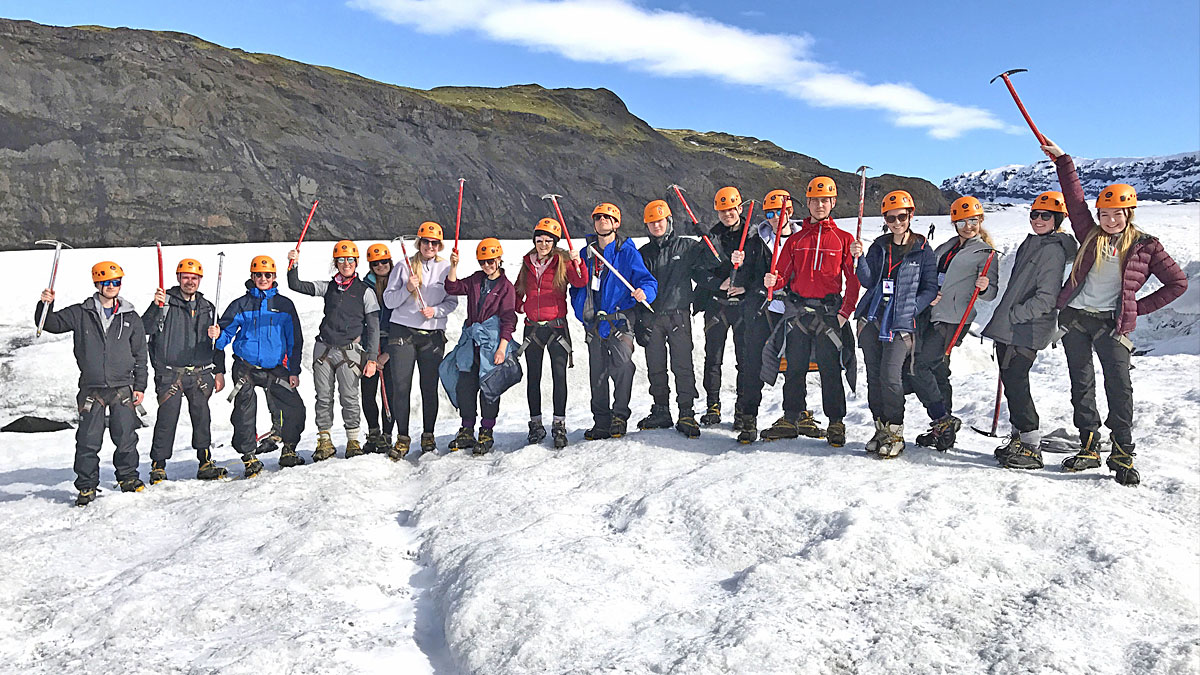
[941,152,1200,201]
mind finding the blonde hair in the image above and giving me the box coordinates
[408,241,445,299]
[515,247,570,296]
[1070,208,1139,284]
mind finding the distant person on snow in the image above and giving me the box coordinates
[440,238,518,454]
[287,241,380,461]
[983,191,1078,470]
[215,255,306,477]
[360,243,396,454]
[36,261,149,506]
[514,218,587,449]
[143,258,228,483]
[1043,140,1187,487]
[570,202,658,440]
[761,177,860,447]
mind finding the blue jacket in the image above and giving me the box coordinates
[854,233,938,341]
[439,315,501,409]
[570,233,658,339]
[215,280,303,375]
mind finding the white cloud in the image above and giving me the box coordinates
[350,0,1012,138]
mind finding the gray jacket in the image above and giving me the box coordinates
[982,231,1078,350]
[930,236,999,326]
[35,293,149,391]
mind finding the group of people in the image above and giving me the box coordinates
[34,140,1187,506]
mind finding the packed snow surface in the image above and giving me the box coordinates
[0,204,1197,674]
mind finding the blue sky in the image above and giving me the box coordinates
[2,0,1197,182]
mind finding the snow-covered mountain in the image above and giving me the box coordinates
[941,152,1199,201]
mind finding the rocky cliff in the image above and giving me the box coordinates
[941,152,1199,202]
[0,19,950,250]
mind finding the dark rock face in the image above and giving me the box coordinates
[0,19,950,250]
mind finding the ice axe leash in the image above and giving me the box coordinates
[990,69,1049,145]
[539,194,575,251]
[588,245,654,313]
[945,250,996,357]
[453,178,465,254]
[855,165,871,241]
[35,239,72,338]
[667,184,720,260]
[290,199,320,270]
[971,372,1005,437]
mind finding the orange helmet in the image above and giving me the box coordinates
[643,199,672,224]
[476,238,503,261]
[1032,191,1067,214]
[417,221,444,241]
[950,196,984,222]
[1096,184,1137,209]
[806,176,837,198]
[366,243,391,263]
[250,255,277,274]
[534,218,562,239]
[91,261,124,283]
[592,202,621,223]
[714,186,742,211]
[763,189,792,212]
[881,190,916,214]
[176,258,204,276]
[333,240,359,259]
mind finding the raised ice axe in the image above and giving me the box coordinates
[855,165,871,242]
[991,69,1049,145]
[539,193,575,251]
[35,239,72,338]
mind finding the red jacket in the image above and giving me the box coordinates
[770,217,861,318]
[516,250,588,323]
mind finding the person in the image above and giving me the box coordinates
[850,191,939,458]
[514,218,587,448]
[287,240,380,460]
[1043,139,1187,486]
[570,202,658,440]
[215,255,307,476]
[441,238,518,453]
[143,258,227,483]
[761,177,860,446]
[634,199,717,437]
[361,243,396,454]
[749,189,797,443]
[982,191,1078,469]
[907,196,999,452]
[382,222,458,460]
[36,261,149,506]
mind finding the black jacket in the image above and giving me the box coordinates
[35,294,149,391]
[142,287,226,373]
[693,218,771,314]
[638,229,717,313]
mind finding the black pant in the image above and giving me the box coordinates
[150,368,215,463]
[74,386,141,491]
[230,359,306,456]
[996,343,1039,434]
[736,310,774,416]
[859,321,913,425]
[907,310,955,417]
[644,311,698,411]
[782,317,845,421]
[360,361,395,434]
[587,328,636,425]
[524,323,570,418]
[456,348,500,424]
[1060,307,1134,445]
[386,327,446,438]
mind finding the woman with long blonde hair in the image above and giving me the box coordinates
[1043,139,1187,486]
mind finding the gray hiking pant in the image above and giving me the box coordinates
[587,328,636,426]
[75,386,141,491]
[313,340,364,432]
[859,321,913,425]
[1060,307,1134,446]
[150,367,215,463]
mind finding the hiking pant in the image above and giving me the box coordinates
[782,318,845,421]
[230,359,306,457]
[736,310,774,417]
[859,321,913,425]
[524,322,571,419]
[360,362,394,435]
[312,340,363,433]
[150,367,215,463]
[1060,307,1134,446]
[74,386,141,491]
[908,311,956,418]
[456,348,500,425]
[386,326,446,439]
[644,310,698,412]
[587,329,636,426]
[995,343,1039,434]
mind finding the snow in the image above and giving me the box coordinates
[1,203,1198,674]
[942,152,1200,201]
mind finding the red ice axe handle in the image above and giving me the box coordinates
[290,200,320,270]
[453,179,465,254]
[988,374,1004,436]
[546,196,574,251]
[728,200,754,289]
[997,73,1048,146]
[766,199,788,302]
[156,242,165,306]
[669,185,720,261]
[945,250,995,357]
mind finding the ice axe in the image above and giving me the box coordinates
[854,165,871,241]
[990,69,1049,145]
[972,372,1005,437]
[728,199,755,289]
[588,244,654,313]
[290,199,320,270]
[212,251,226,348]
[392,235,428,310]
[453,178,466,254]
[667,184,720,261]
[35,239,72,338]
[156,241,165,307]
[539,193,576,250]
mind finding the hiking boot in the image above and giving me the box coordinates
[256,433,282,455]
[1107,441,1140,487]
[149,461,167,485]
[737,415,757,444]
[700,402,721,426]
[675,413,701,439]
[475,428,494,455]
[584,422,612,441]
[552,420,568,449]
[760,415,800,441]
[388,435,411,461]
[75,489,97,507]
[916,414,962,452]
[1062,431,1102,472]
[448,427,476,451]
[826,421,846,448]
[877,423,905,459]
[345,438,366,459]
[1002,441,1044,470]
[527,420,547,445]
[242,455,264,478]
[610,417,628,438]
[365,430,387,454]
[638,404,673,430]
[278,445,305,468]
[312,431,337,462]
[732,411,750,433]
[420,432,436,454]
[196,461,227,481]
[795,411,825,439]
[994,433,1021,463]
[865,418,887,455]
[119,477,146,493]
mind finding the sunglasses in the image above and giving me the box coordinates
[534,238,555,245]
[884,213,911,224]
[370,259,392,266]
[98,279,122,288]
[419,239,440,246]
[252,272,275,279]
[334,257,357,265]
[1030,211,1056,221]
[480,258,500,266]
[956,217,982,227]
